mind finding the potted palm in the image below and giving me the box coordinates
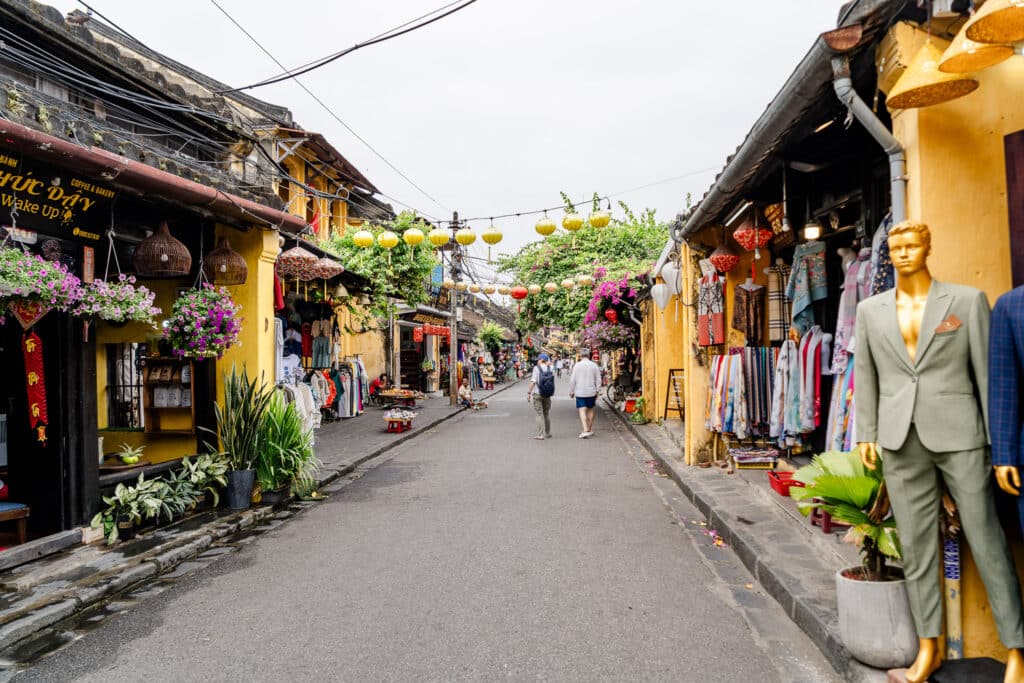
[205,366,272,510]
[790,450,916,668]
[255,394,317,506]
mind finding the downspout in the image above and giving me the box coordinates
[831,55,907,223]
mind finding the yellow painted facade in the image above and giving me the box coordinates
[639,284,687,424]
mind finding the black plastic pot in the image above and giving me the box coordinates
[225,469,255,510]
[259,487,290,507]
[116,514,136,541]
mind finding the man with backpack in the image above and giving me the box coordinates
[527,353,555,440]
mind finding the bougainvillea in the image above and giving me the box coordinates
[0,247,84,325]
[73,275,161,326]
[584,274,639,325]
[579,320,638,350]
[164,286,241,359]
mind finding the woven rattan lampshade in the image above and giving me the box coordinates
[133,221,191,278]
[202,237,247,285]
[965,0,1024,44]
[887,41,979,109]
[939,24,1015,73]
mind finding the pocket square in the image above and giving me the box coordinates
[935,314,962,334]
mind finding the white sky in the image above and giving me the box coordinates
[48,0,845,279]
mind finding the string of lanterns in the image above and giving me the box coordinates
[440,270,601,312]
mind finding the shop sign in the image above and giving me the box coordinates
[411,313,447,326]
[0,154,115,241]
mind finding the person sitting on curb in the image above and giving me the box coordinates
[458,378,487,410]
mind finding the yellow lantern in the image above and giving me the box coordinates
[455,282,468,291]
[469,283,481,293]
[561,278,576,290]
[544,282,559,294]
[576,274,595,287]
[528,284,542,295]
[535,215,557,237]
[562,213,584,232]
[377,230,399,264]
[442,279,455,289]
[498,285,511,295]
[588,210,611,228]
[483,284,496,295]
[481,224,503,262]
[428,228,450,247]
[455,227,477,246]
[403,228,424,247]
[352,230,375,248]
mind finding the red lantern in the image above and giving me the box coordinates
[732,212,773,261]
[413,327,424,343]
[510,286,528,312]
[708,243,740,273]
[604,309,619,324]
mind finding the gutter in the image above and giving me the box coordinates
[831,56,907,223]
[0,119,307,233]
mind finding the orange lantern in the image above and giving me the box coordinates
[732,212,773,261]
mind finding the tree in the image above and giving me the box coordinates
[497,195,668,332]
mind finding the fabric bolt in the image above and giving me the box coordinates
[733,284,766,346]
[832,248,874,374]
[786,240,828,335]
[698,274,726,346]
[767,264,792,343]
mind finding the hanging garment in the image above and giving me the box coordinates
[786,240,828,336]
[698,274,726,346]
[767,264,792,343]
[301,323,313,359]
[741,347,776,435]
[311,335,332,369]
[274,317,285,383]
[705,353,749,439]
[799,327,824,432]
[770,340,797,443]
[871,212,895,295]
[826,360,857,452]
[273,275,285,311]
[732,284,766,346]
[832,248,874,374]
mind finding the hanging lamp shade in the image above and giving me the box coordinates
[403,227,425,247]
[535,216,557,237]
[544,282,559,294]
[588,210,611,228]
[481,224,502,262]
[660,261,681,297]
[333,282,349,299]
[455,227,477,246]
[965,0,1024,44]
[352,230,375,248]
[561,278,575,290]
[378,231,399,250]
[562,213,584,232]
[528,284,542,295]
[428,227,450,247]
[650,283,671,311]
[442,278,455,289]
[939,23,1015,73]
[887,40,979,109]
[497,285,511,295]
[732,214,773,260]
[311,257,344,280]
[455,282,469,292]
[510,286,528,300]
[483,284,496,295]
[275,242,317,278]
[133,221,191,277]
[708,243,740,273]
[203,236,247,285]
[469,283,481,293]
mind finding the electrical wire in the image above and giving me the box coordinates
[208,0,450,215]
[217,0,479,93]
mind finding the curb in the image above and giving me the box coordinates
[605,404,869,681]
[0,380,524,655]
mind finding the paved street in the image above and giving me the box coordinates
[15,382,837,682]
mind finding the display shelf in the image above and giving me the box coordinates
[141,357,196,435]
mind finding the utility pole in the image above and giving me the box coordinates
[448,211,461,406]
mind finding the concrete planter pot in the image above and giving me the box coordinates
[835,567,917,668]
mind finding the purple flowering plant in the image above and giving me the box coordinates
[583,274,639,325]
[579,320,638,350]
[164,285,241,359]
[73,274,161,326]
[0,246,84,325]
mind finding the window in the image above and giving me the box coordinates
[106,343,144,429]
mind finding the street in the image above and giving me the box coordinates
[14,383,837,682]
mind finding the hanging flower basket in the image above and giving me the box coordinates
[73,275,161,327]
[0,247,83,325]
[164,285,241,359]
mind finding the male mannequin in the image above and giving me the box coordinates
[855,221,1024,683]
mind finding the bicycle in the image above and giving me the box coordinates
[605,374,640,404]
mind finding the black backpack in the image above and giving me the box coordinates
[538,366,555,397]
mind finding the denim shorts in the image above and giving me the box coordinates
[575,396,597,409]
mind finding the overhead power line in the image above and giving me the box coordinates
[217,0,480,93]
[208,0,450,215]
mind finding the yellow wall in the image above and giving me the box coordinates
[640,280,688,423]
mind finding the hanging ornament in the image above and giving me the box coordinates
[378,230,399,264]
[497,285,511,295]
[428,227,450,247]
[732,211,773,261]
[352,229,375,248]
[469,283,481,293]
[442,279,455,289]
[588,204,611,228]
[535,212,557,237]
[311,257,344,280]
[133,221,191,278]
[276,243,317,278]
[528,284,542,295]
[22,332,48,444]
[604,309,619,324]
[481,222,503,263]
[510,285,528,312]
[562,212,584,248]
[483,284,496,295]
[455,227,477,246]
[455,282,469,292]
[650,283,671,311]
[403,227,425,262]
[544,282,559,294]
[660,261,681,296]
[708,243,740,273]
[203,236,248,285]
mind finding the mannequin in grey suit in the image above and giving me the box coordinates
[855,221,1024,683]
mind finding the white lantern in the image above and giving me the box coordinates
[650,283,672,311]
[661,261,681,297]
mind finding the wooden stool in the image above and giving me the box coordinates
[0,503,30,545]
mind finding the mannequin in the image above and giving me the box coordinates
[856,221,1024,683]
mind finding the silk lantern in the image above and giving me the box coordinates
[535,215,557,237]
[528,284,542,295]
[455,227,477,246]
[732,213,772,261]
[544,282,558,294]
[428,228,450,247]
[708,244,740,273]
[481,224,502,262]
[650,283,671,311]
[352,230,375,248]
[510,285,528,312]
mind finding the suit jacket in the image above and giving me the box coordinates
[989,286,1024,467]
[855,280,990,453]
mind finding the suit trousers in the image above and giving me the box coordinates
[884,425,1024,646]
[533,396,551,437]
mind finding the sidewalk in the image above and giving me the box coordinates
[606,404,885,683]
[0,380,520,657]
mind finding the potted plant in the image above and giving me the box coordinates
[790,450,917,668]
[0,246,83,324]
[90,474,167,544]
[180,453,228,508]
[72,274,161,327]
[164,285,241,360]
[255,394,317,506]
[204,366,271,510]
[116,443,145,466]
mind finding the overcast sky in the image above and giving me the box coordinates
[50,0,844,278]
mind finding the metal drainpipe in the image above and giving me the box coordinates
[831,55,907,224]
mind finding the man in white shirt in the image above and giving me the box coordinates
[568,346,602,438]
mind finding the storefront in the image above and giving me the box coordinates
[396,307,448,393]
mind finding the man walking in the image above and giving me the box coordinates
[526,353,555,440]
[569,346,602,438]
